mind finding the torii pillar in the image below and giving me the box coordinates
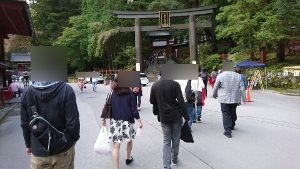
[135,18,142,71]
[189,15,196,64]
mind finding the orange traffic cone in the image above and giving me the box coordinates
[246,87,254,102]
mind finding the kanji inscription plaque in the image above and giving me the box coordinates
[159,11,170,28]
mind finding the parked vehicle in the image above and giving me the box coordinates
[140,73,149,86]
[105,74,117,85]
[97,73,104,83]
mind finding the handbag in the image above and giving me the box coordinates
[101,90,113,119]
[180,121,194,143]
[93,126,111,155]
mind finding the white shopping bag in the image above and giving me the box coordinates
[136,127,142,136]
[93,127,111,155]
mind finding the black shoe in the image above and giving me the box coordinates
[197,117,201,121]
[224,132,232,138]
[193,121,196,123]
[126,156,133,165]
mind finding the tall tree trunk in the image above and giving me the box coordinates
[276,41,285,62]
[249,33,254,60]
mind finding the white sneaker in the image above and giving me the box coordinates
[171,162,177,166]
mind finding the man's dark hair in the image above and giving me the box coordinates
[111,75,131,95]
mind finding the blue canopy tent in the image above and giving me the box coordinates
[234,60,266,68]
[234,60,267,90]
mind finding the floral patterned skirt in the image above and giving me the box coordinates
[108,119,136,143]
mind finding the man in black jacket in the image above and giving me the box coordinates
[150,76,190,169]
[20,81,80,169]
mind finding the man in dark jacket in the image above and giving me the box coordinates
[20,81,80,169]
[150,76,190,169]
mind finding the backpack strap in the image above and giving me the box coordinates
[28,86,38,115]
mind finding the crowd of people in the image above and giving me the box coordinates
[19,64,247,169]
[6,72,32,98]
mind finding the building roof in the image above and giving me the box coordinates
[148,30,170,37]
[10,53,31,62]
[0,0,34,36]
[0,62,10,69]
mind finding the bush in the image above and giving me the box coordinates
[228,52,249,62]
[203,54,222,72]
[243,68,300,90]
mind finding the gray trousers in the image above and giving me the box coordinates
[161,118,182,169]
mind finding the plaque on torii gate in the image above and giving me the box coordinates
[159,11,171,28]
[113,4,218,70]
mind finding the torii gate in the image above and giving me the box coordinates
[113,4,218,71]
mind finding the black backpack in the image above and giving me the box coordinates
[29,106,68,156]
[185,80,195,104]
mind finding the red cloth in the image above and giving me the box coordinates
[208,77,215,85]
[201,88,206,106]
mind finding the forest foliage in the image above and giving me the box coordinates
[4,0,300,73]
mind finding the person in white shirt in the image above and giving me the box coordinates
[174,79,198,130]
[196,77,205,122]
[92,77,98,92]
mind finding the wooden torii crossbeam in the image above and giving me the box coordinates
[112,4,218,70]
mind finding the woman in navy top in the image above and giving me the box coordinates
[102,75,143,169]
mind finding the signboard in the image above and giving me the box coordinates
[159,11,171,28]
[283,66,300,76]
[136,63,140,71]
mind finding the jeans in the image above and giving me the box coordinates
[185,102,194,129]
[161,118,182,169]
[196,91,202,118]
[221,103,238,134]
[92,81,97,91]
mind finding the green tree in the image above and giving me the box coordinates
[54,15,90,71]
[216,0,300,62]
[147,0,183,10]
[29,0,81,46]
